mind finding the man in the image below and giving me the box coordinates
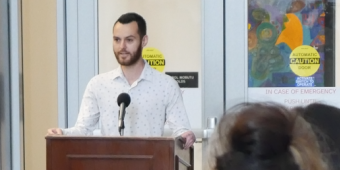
[47,12,195,149]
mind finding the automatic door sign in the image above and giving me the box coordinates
[142,47,165,72]
[289,45,320,77]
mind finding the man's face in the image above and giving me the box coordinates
[113,21,143,66]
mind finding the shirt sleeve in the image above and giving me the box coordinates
[62,77,100,136]
[164,77,192,137]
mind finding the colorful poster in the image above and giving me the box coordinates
[248,0,332,87]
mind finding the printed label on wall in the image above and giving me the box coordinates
[290,45,320,77]
[248,87,340,108]
[142,47,165,72]
[295,77,315,87]
[165,72,199,88]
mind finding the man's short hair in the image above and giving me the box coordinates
[114,12,147,38]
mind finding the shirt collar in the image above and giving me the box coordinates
[112,59,154,82]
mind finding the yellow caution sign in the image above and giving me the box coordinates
[289,45,320,77]
[142,47,165,72]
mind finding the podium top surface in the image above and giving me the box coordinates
[45,135,176,141]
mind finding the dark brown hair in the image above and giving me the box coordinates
[207,102,329,170]
[114,12,147,38]
[294,103,339,170]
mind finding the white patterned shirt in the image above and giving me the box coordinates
[62,61,191,137]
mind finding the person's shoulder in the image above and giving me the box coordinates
[96,70,116,78]
[89,70,117,84]
[150,69,178,85]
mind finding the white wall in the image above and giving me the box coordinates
[98,0,201,73]
[22,1,58,170]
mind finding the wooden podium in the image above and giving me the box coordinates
[46,136,194,170]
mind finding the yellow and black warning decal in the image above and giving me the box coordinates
[142,47,165,72]
[289,45,320,77]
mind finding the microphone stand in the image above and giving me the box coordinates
[119,121,125,136]
[118,107,125,136]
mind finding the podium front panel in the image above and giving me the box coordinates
[46,136,192,170]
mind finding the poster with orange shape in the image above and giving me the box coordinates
[248,0,333,87]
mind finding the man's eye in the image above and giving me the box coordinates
[114,38,120,42]
[127,39,133,42]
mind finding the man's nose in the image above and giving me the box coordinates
[120,40,127,49]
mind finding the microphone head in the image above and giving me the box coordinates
[117,93,131,107]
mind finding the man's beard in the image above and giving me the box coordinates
[114,43,143,66]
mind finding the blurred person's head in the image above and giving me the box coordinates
[207,102,329,170]
[294,103,340,170]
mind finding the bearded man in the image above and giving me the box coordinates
[47,12,195,149]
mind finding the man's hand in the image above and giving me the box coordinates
[180,131,196,150]
[46,128,63,136]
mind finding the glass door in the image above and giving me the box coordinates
[0,0,12,168]
[1,0,23,169]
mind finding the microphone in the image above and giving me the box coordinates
[117,93,131,136]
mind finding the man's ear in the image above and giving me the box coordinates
[142,35,148,47]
